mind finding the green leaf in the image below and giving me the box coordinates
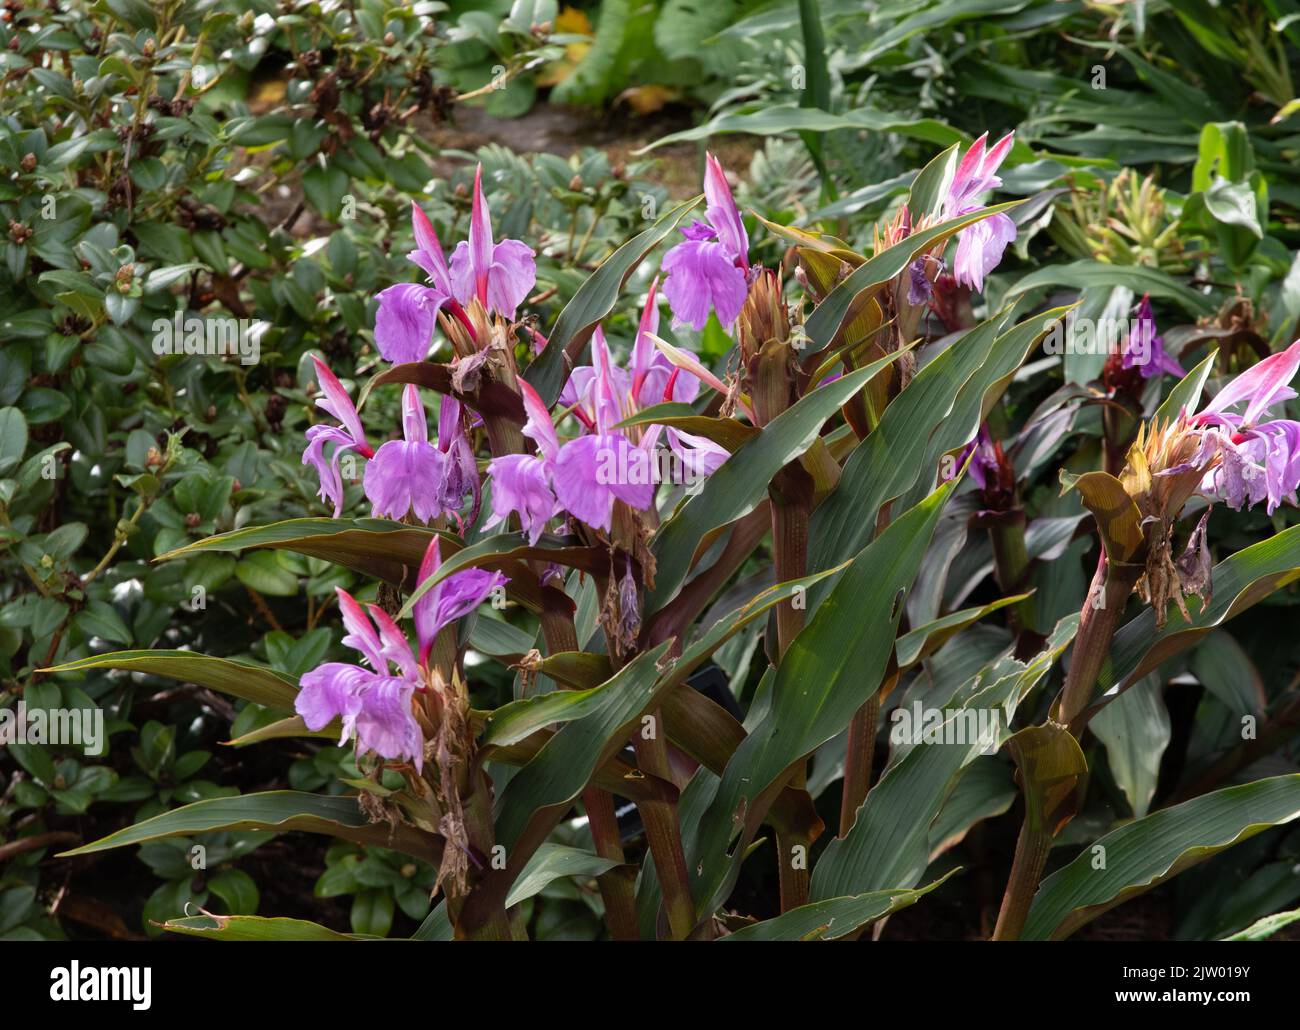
[721,872,955,941]
[642,104,967,153]
[414,843,622,941]
[1155,348,1217,423]
[351,889,394,937]
[234,551,299,596]
[58,791,441,865]
[1090,674,1170,819]
[0,407,28,476]
[688,479,956,914]
[1024,775,1300,940]
[1090,523,1300,713]
[810,617,1077,900]
[1223,907,1300,941]
[803,203,1022,355]
[1005,260,1214,316]
[810,306,1071,577]
[41,650,298,711]
[161,913,383,941]
[647,348,903,612]
[493,644,673,851]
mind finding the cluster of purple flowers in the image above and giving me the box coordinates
[299,146,1300,770]
[1172,340,1300,514]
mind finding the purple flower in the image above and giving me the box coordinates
[1122,295,1185,380]
[364,384,446,522]
[303,356,374,517]
[449,165,537,320]
[907,258,933,306]
[374,206,456,364]
[412,536,507,664]
[295,538,507,766]
[943,132,1017,293]
[485,364,656,542]
[436,395,481,522]
[1165,340,1300,514]
[296,589,423,768]
[662,153,751,330]
[959,424,1001,491]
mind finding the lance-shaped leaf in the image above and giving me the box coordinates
[492,644,674,851]
[646,349,903,613]
[615,402,759,453]
[811,616,1078,900]
[895,593,1033,668]
[413,843,624,941]
[720,872,956,942]
[639,104,966,153]
[224,715,340,748]
[156,518,443,596]
[58,791,442,864]
[41,650,297,711]
[1023,774,1300,940]
[1005,259,1215,316]
[157,518,568,614]
[1088,523,1300,714]
[809,306,1072,580]
[1059,469,1144,562]
[688,479,956,915]
[1154,348,1218,423]
[1223,907,1300,941]
[161,914,383,941]
[802,202,1022,356]
[526,195,701,406]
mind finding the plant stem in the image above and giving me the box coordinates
[991,816,1054,940]
[1058,553,1142,729]
[770,477,813,910]
[634,716,698,939]
[839,693,878,837]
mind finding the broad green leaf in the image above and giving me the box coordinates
[811,616,1078,900]
[646,349,902,612]
[721,873,954,941]
[1005,260,1214,316]
[493,644,673,851]
[895,593,1032,668]
[1090,674,1170,819]
[58,791,441,864]
[42,650,297,711]
[802,203,1023,355]
[161,913,382,941]
[1089,524,1300,713]
[1023,775,1300,940]
[689,478,956,914]
[810,306,1071,579]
